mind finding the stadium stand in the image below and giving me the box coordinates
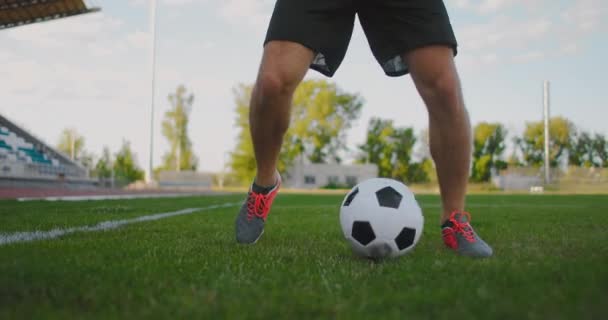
[0,0,100,30]
[0,114,91,188]
[0,1,114,196]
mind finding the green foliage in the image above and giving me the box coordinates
[229,80,363,185]
[420,158,437,183]
[569,131,595,167]
[289,80,363,164]
[515,116,575,167]
[495,159,508,171]
[507,151,523,168]
[593,134,608,167]
[357,118,428,183]
[405,160,431,184]
[414,128,431,160]
[113,140,144,184]
[229,84,257,185]
[471,122,507,182]
[77,151,96,172]
[569,132,608,168]
[159,85,198,172]
[57,128,85,161]
[57,128,97,174]
[472,154,492,182]
[321,181,352,190]
[93,146,113,179]
[357,118,392,177]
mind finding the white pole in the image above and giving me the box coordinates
[70,131,75,160]
[543,80,551,184]
[148,0,158,183]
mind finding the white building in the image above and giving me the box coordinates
[284,162,378,189]
[158,171,213,189]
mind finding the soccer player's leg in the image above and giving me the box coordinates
[235,0,356,244]
[234,41,313,245]
[358,0,492,257]
[406,45,492,258]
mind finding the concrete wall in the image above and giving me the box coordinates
[284,163,378,189]
[158,171,213,189]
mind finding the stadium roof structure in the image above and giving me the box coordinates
[0,0,100,30]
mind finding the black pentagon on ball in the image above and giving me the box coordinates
[343,188,359,206]
[375,186,403,209]
[395,227,416,250]
[351,221,375,246]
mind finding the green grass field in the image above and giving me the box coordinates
[1,194,607,319]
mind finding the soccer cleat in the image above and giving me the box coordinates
[441,211,493,258]
[235,173,281,244]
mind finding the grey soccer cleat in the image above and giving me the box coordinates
[235,175,281,244]
[441,211,493,258]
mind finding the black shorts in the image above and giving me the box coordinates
[264,0,458,77]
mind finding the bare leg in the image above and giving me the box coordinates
[235,41,315,244]
[404,46,471,223]
[250,41,315,186]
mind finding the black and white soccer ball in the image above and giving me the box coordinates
[340,178,424,259]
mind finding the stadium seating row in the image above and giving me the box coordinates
[0,117,92,182]
[0,126,57,165]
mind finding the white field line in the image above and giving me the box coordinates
[0,202,240,246]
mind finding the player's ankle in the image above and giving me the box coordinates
[440,209,464,225]
[252,181,276,194]
[440,214,451,225]
[254,171,278,188]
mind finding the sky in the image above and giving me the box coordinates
[0,0,606,175]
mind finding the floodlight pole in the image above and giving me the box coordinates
[148,0,158,183]
[543,80,551,184]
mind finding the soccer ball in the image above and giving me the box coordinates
[339,178,424,259]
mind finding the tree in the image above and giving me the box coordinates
[569,132,608,168]
[357,118,397,178]
[57,128,85,161]
[357,118,425,183]
[419,158,436,183]
[593,134,608,167]
[471,122,507,182]
[230,84,258,184]
[159,85,198,172]
[77,151,96,173]
[414,128,430,160]
[94,146,113,179]
[569,131,595,167]
[289,80,363,163]
[390,126,418,182]
[507,151,523,168]
[229,80,363,185]
[514,116,575,167]
[113,140,144,184]
[412,128,436,183]
[405,160,431,184]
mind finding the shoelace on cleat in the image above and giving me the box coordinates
[246,191,270,220]
[449,211,476,243]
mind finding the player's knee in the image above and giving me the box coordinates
[417,69,461,114]
[255,72,297,100]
